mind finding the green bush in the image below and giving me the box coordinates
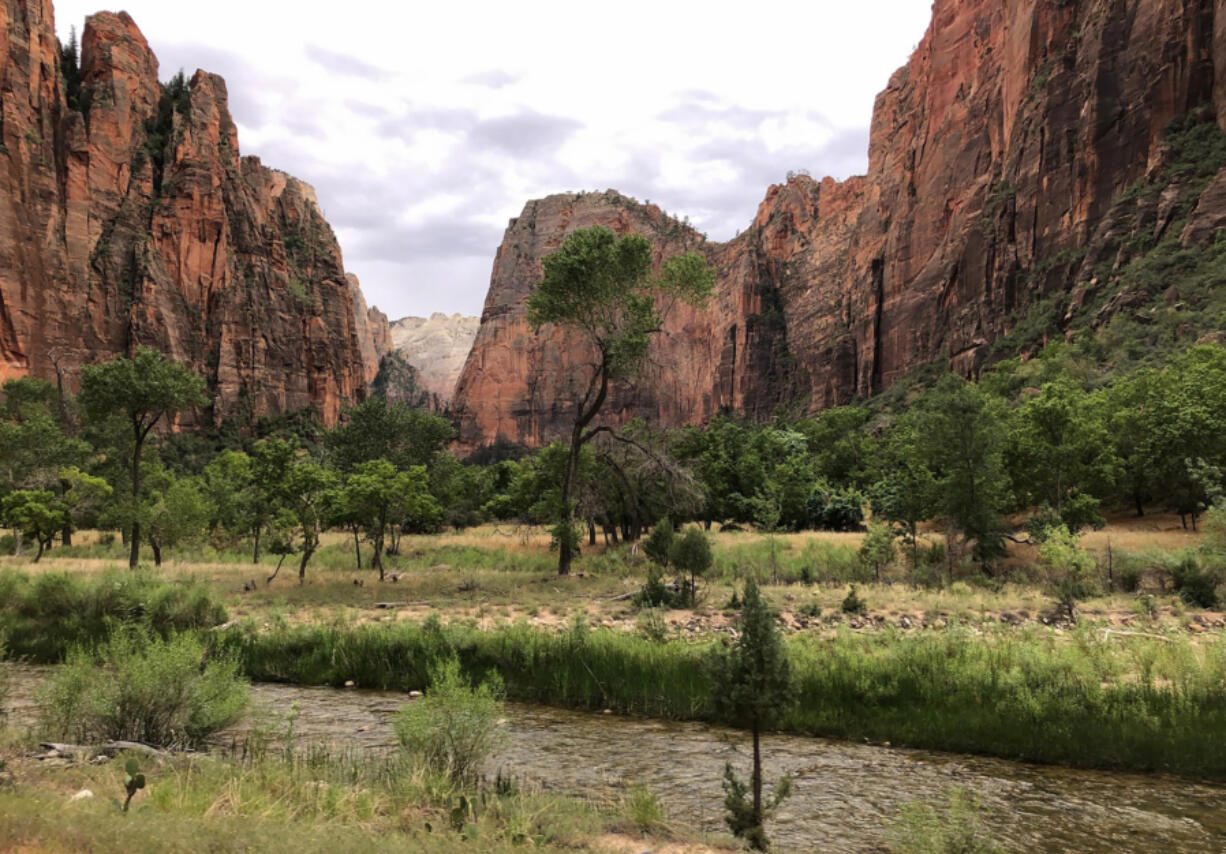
[885,787,1002,853]
[38,629,248,749]
[642,519,674,566]
[0,570,226,662]
[1172,555,1219,608]
[841,586,867,616]
[394,656,506,785]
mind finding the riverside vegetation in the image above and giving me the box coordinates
[8,252,1226,848]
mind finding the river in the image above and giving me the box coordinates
[6,668,1226,852]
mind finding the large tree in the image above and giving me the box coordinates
[527,226,714,574]
[79,349,207,568]
[326,396,452,473]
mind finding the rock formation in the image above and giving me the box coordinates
[452,0,1226,448]
[389,313,479,406]
[0,3,388,425]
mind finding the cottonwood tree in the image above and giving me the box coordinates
[79,349,206,568]
[708,577,795,850]
[527,226,714,574]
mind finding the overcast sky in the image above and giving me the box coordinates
[55,2,933,320]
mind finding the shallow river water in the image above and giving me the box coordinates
[7,668,1226,852]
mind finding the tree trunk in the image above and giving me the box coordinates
[33,537,44,563]
[588,519,597,547]
[13,528,21,556]
[373,520,385,581]
[129,428,144,569]
[253,527,262,564]
[267,553,287,585]
[1134,493,1145,518]
[61,524,72,547]
[151,539,162,567]
[299,545,315,584]
[557,424,583,576]
[751,723,763,827]
[353,527,362,569]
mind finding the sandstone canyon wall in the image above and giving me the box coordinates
[453,0,1226,448]
[0,2,389,425]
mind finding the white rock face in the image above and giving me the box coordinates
[389,314,480,405]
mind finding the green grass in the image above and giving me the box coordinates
[0,569,226,661]
[223,617,1226,778]
[0,746,609,854]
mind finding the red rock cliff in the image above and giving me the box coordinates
[453,0,1226,447]
[0,2,388,424]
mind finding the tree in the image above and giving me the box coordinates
[916,375,1010,574]
[326,396,452,473]
[869,419,936,574]
[1006,378,1114,533]
[1037,525,1098,621]
[527,226,714,574]
[708,578,795,850]
[643,518,675,566]
[340,460,440,579]
[282,459,339,583]
[669,525,712,603]
[859,521,896,582]
[79,349,206,568]
[1,490,67,561]
[145,474,210,566]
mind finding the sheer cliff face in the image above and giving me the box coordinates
[454,0,1226,448]
[0,3,388,424]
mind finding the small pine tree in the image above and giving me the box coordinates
[643,518,675,566]
[708,578,795,850]
[669,525,713,604]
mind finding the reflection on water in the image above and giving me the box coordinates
[7,668,1226,853]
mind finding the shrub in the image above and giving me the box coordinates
[394,655,506,785]
[1116,566,1142,594]
[635,609,670,644]
[624,783,666,833]
[37,629,248,749]
[0,570,227,662]
[885,787,1003,853]
[1038,526,1099,618]
[842,586,868,616]
[1173,555,1220,608]
[669,526,712,603]
[643,519,675,566]
[634,568,681,609]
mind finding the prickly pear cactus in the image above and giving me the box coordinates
[122,758,146,813]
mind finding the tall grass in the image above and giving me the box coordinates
[39,629,248,749]
[223,619,1226,778]
[0,570,226,661]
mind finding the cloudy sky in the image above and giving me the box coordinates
[55,1,933,320]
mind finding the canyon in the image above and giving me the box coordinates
[452,0,1226,448]
[388,313,479,407]
[0,2,389,426]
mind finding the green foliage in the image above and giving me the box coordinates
[1172,554,1219,609]
[0,570,226,662]
[841,585,868,616]
[858,522,896,581]
[885,788,1003,854]
[1037,526,1099,617]
[142,71,191,194]
[371,352,432,408]
[642,518,675,566]
[122,758,147,813]
[1,489,67,561]
[721,763,791,851]
[623,783,666,833]
[394,656,506,786]
[59,27,83,113]
[326,396,453,473]
[668,525,712,602]
[634,608,670,644]
[38,629,248,749]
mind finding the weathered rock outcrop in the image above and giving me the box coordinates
[453,0,1226,448]
[389,313,478,406]
[0,3,388,424]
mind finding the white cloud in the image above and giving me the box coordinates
[53,0,933,318]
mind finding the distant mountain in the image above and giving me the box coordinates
[389,314,479,406]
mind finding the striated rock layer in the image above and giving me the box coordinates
[0,2,388,425]
[454,0,1226,448]
[389,313,479,406]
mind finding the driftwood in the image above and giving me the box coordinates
[39,741,168,759]
[1101,629,1172,643]
[374,602,408,609]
